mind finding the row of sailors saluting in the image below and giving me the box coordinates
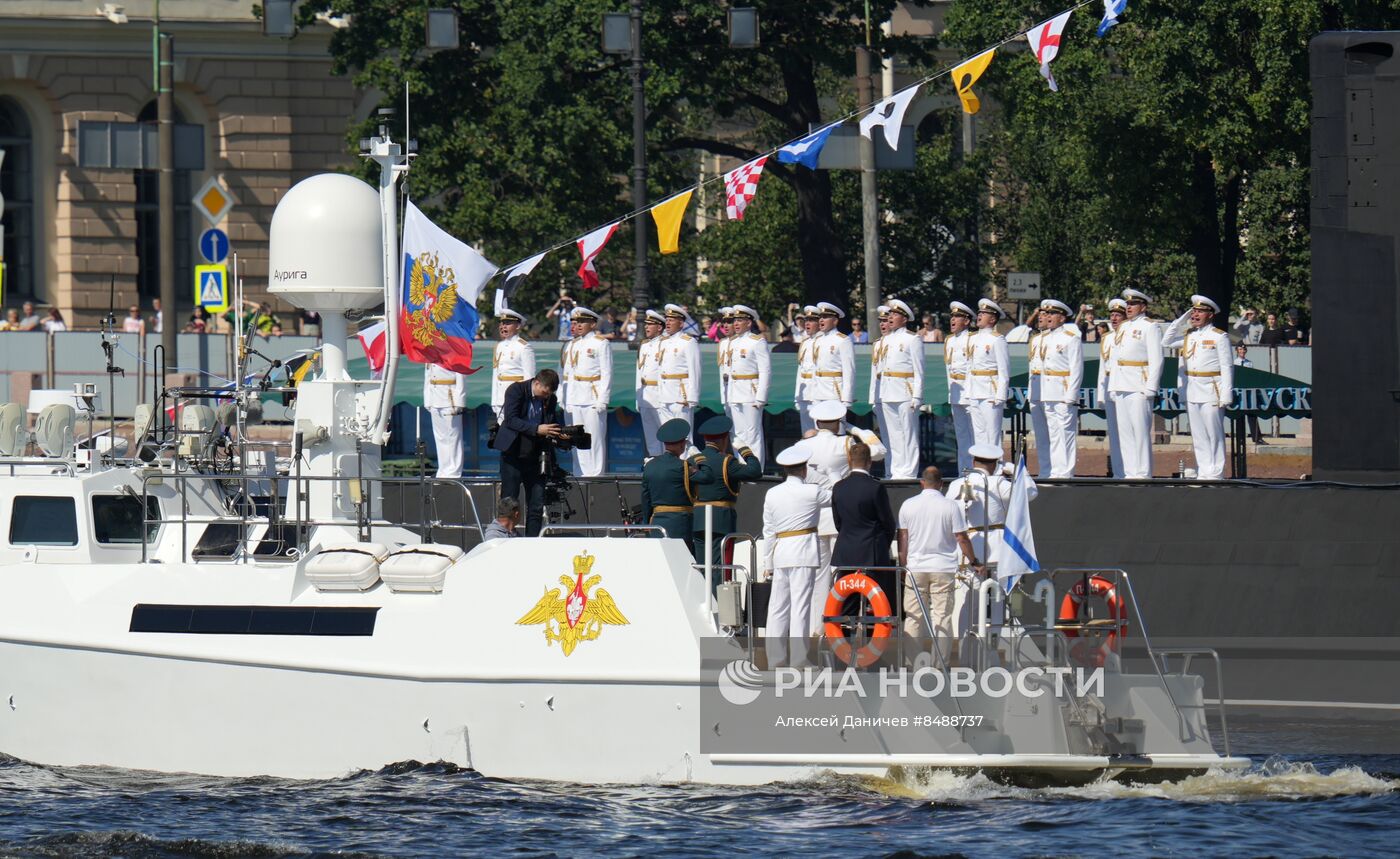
[474,286,1231,482]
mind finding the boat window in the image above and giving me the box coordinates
[10,496,78,546]
[92,495,161,544]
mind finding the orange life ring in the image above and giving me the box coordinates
[823,572,894,668]
[1057,574,1127,655]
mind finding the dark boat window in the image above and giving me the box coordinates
[92,495,161,544]
[10,496,78,546]
[192,522,241,559]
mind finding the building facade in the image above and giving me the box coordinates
[0,0,366,327]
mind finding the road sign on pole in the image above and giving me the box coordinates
[199,228,229,264]
[1007,272,1042,301]
[194,264,230,314]
[192,177,235,224]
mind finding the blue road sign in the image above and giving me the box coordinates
[199,228,229,264]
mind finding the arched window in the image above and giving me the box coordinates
[134,101,195,304]
[0,98,35,301]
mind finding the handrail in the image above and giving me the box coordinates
[538,524,666,537]
[714,532,758,625]
[0,457,76,476]
[1155,646,1232,758]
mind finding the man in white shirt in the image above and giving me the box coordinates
[1025,307,1051,477]
[423,362,468,478]
[899,466,980,660]
[1036,299,1084,478]
[635,309,666,457]
[723,304,770,463]
[1097,298,1128,477]
[808,301,855,414]
[944,301,975,474]
[762,441,830,667]
[1162,295,1234,479]
[491,309,536,424]
[657,304,701,427]
[794,306,820,431]
[1107,288,1163,479]
[966,298,1010,454]
[871,298,924,478]
[559,305,613,476]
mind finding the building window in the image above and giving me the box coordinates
[10,496,79,546]
[133,102,201,305]
[0,98,35,302]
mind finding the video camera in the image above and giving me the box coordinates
[554,424,592,451]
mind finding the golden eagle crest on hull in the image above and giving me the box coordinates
[405,250,459,348]
[516,552,629,656]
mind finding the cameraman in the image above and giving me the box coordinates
[492,369,569,537]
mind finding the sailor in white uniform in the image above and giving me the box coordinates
[944,301,976,474]
[872,298,924,479]
[1036,299,1083,478]
[808,302,855,415]
[491,309,536,424]
[1098,298,1128,478]
[794,305,820,432]
[716,306,734,425]
[803,400,886,634]
[1107,288,1163,479]
[423,362,468,479]
[868,304,888,417]
[1162,295,1234,480]
[657,304,701,428]
[1025,306,1051,477]
[635,309,666,458]
[762,441,830,667]
[967,298,1010,455]
[560,305,613,476]
[944,443,1037,633]
[723,304,770,463]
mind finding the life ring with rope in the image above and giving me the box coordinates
[1057,574,1127,665]
[822,572,894,668]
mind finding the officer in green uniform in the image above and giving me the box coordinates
[640,418,714,555]
[690,415,763,589]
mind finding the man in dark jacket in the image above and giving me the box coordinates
[830,442,899,604]
[491,369,567,537]
[690,415,763,589]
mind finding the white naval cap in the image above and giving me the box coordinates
[644,308,666,324]
[663,303,691,322]
[977,298,1003,318]
[497,308,527,324]
[877,304,889,318]
[570,305,599,322]
[1040,299,1072,315]
[811,400,847,422]
[949,301,975,319]
[968,443,1002,461]
[815,301,845,319]
[1107,298,1128,313]
[886,298,914,319]
[1121,288,1152,304]
[776,442,811,466]
[731,304,759,321]
[718,305,734,318]
[801,304,819,317]
[1191,294,1220,314]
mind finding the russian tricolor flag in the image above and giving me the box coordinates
[399,202,498,375]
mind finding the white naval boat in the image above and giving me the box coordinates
[0,130,1248,786]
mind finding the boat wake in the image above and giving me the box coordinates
[879,755,1399,803]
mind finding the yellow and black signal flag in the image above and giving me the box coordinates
[649,190,693,255]
[952,50,996,115]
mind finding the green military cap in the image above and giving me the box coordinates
[657,418,691,444]
[698,415,732,436]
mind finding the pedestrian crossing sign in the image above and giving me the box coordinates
[194,264,229,314]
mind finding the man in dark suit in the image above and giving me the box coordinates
[492,369,567,537]
[830,442,898,604]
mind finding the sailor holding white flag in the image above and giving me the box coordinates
[998,456,1041,592]
[945,444,1038,632]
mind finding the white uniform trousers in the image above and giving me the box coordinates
[729,403,765,464]
[1187,401,1226,480]
[1044,402,1079,478]
[765,566,819,667]
[951,404,975,475]
[657,402,694,432]
[796,400,814,434]
[428,407,465,479]
[1104,396,1124,478]
[877,401,920,479]
[810,535,835,636]
[969,400,1004,453]
[566,405,608,477]
[1029,400,1052,478]
[1112,391,1153,478]
[639,392,663,457]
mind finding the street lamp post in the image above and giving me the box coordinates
[629,0,649,312]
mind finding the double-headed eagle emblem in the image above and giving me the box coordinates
[405,250,458,348]
[516,552,629,656]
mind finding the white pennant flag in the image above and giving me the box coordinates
[1025,9,1074,91]
[494,251,547,315]
[858,86,920,152]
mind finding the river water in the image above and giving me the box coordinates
[0,727,1394,858]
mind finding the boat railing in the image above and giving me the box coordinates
[0,457,76,476]
[1153,647,1232,757]
[139,471,487,563]
[537,524,666,538]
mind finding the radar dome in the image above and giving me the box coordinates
[268,173,384,311]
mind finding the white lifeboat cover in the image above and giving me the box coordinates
[304,542,389,592]
[379,544,464,594]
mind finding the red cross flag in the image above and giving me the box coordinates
[576,221,620,290]
[724,156,769,220]
[1025,9,1074,91]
